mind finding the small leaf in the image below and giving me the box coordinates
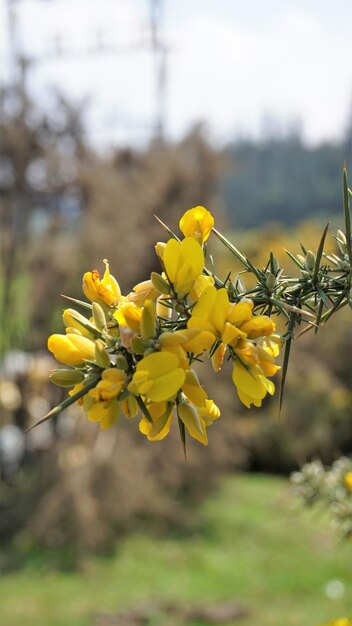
[178,415,187,461]
[135,395,153,423]
[313,223,329,281]
[61,294,92,311]
[154,215,180,241]
[279,335,292,417]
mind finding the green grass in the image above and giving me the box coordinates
[0,474,351,626]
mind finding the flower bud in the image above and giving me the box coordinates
[266,273,276,291]
[155,242,166,260]
[141,301,157,341]
[305,250,316,272]
[337,229,347,245]
[336,229,348,256]
[131,336,149,355]
[49,369,85,387]
[151,272,171,294]
[95,340,111,368]
[296,254,306,266]
[48,333,96,366]
[121,395,138,418]
[270,254,280,275]
[63,308,96,338]
[234,275,245,294]
[115,354,129,370]
[92,302,107,331]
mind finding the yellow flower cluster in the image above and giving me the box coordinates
[47,205,281,446]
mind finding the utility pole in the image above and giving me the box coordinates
[3,0,169,143]
[149,0,167,139]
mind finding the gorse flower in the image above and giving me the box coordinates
[83,259,121,307]
[128,352,185,403]
[162,237,204,298]
[179,205,214,244]
[44,204,283,446]
[47,333,96,367]
[43,187,350,454]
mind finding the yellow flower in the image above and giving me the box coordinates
[177,401,208,445]
[188,286,240,343]
[188,286,245,369]
[126,279,159,306]
[343,472,352,492]
[159,328,215,371]
[139,401,173,441]
[162,237,204,298]
[82,259,121,308]
[179,206,214,244]
[88,398,120,429]
[182,369,208,406]
[240,316,276,338]
[160,328,215,356]
[48,333,96,367]
[232,360,275,408]
[189,274,215,301]
[128,351,185,403]
[89,368,126,402]
[198,399,221,425]
[115,301,142,333]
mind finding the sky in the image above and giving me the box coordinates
[1,0,352,148]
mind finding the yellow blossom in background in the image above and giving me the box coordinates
[162,237,204,297]
[82,259,121,308]
[343,472,352,492]
[128,351,185,403]
[48,333,96,367]
[179,205,214,244]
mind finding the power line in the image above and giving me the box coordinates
[4,0,169,142]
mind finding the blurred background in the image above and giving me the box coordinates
[0,1,352,625]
